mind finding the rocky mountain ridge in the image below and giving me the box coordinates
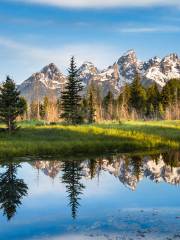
[18,50,180,102]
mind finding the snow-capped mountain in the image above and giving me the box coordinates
[142,53,180,87]
[18,63,66,102]
[91,50,180,90]
[18,50,180,102]
[78,61,99,85]
[32,154,180,191]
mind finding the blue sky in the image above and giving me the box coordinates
[0,0,180,83]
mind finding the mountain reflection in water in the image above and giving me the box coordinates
[33,151,180,190]
[0,151,179,240]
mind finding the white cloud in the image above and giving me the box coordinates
[117,26,180,33]
[28,234,95,240]
[10,0,180,8]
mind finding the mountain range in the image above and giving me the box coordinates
[18,50,180,102]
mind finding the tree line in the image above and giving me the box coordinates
[0,57,180,131]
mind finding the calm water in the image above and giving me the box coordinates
[0,151,180,240]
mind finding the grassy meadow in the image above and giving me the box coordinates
[0,120,180,158]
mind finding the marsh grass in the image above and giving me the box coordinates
[0,120,179,158]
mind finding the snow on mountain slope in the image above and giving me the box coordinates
[78,61,99,85]
[18,63,66,102]
[78,50,180,91]
[18,50,180,101]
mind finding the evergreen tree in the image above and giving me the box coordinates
[149,103,154,118]
[0,76,26,132]
[118,84,131,107]
[60,57,83,124]
[90,83,103,121]
[80,97,88,122]
[129,74,147,116]
[87,86,96,123]
[146,83,160,118]
[0,163,28,220]
[40,96,49,120]
[161,79,180,109]
[18,97,28,120]
[117,84,131,119]
[103,91,114,120]
[158,103,164,119]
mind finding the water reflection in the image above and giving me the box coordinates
[0,151,180,222]
[62,160,85,219]
[0,163,28,220]
[30,151,180,220]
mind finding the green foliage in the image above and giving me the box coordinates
[119,84,131,106]
[158,103,164,119]
[103,91,114,119]
[129,74,147,115]
[40,96,49,119]
[103,91,113,109]
[60,57,83,124]
[18,97,28,119]
[0,76,26,132]
[116,77,180,120]
[146,83,160,118]
[87,85,96,123]
[161,79,180,109]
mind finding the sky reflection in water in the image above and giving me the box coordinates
[0,151,180,240]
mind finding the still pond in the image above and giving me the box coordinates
[0,151,180,240]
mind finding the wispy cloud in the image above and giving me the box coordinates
[0,15,54,26]
[116,26,180,33]
[0,36,119,82]
[9,0,180,8]
[27,234,94,240]
[0,15,93,28]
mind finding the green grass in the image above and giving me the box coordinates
[0,120,180,158]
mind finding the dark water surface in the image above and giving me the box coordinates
[0,151,180,240]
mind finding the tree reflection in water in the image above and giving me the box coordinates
[61,160,85,219]
[0,163,28,220]
[0,150,179,221]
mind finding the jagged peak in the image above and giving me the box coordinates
[162,53,179,62]
[151,56,161,62]
[117,49,137,65]
[147,56,161,65]
[78,61,98,76]
[81,61,95,66]
[41,63,61,74]
[122,49,136,57]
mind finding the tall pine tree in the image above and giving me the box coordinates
[60,57,83,124]
[129,74,146,116]
[161,79,180,109]
[0,76,26,132]
[87,85,96,123]
[146,83,160,118]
